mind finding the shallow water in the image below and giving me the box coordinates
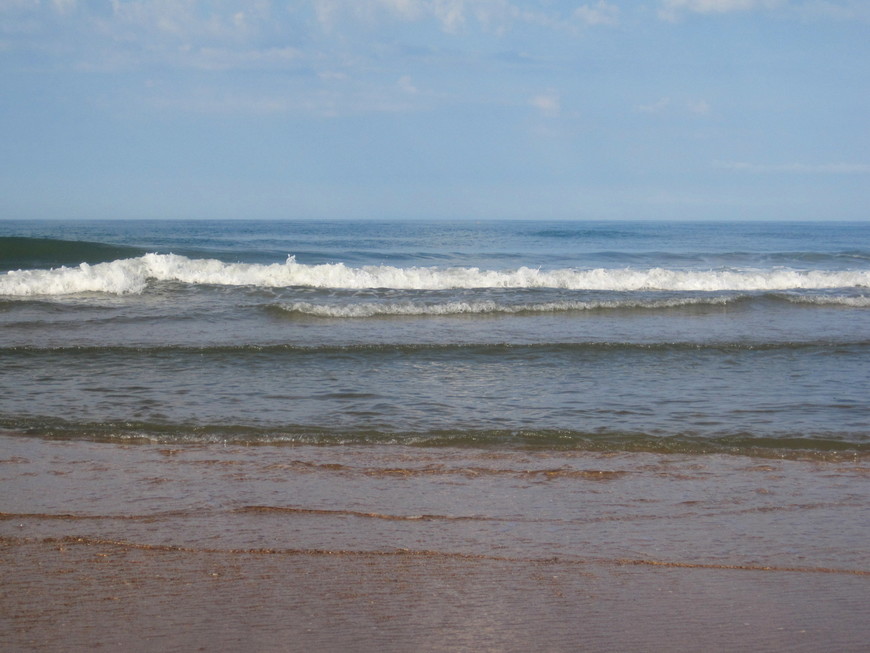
[2,437,867,569]
[1,436,867,652]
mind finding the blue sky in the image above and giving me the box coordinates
[1,0,868,221]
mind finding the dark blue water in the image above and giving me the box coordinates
[1,220,868,455]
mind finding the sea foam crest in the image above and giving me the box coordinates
[783,294,870,307]
[279,296,734,318]
[1,253,869,296]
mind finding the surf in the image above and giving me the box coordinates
[2,252,869,296]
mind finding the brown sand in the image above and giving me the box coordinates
[1,434,868,651]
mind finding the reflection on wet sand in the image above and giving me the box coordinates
[1,435,868,651]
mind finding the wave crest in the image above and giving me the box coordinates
[1,253,869,296]
[277,296,736,318]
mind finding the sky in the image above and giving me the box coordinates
[1,0,868,221]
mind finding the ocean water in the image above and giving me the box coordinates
[1,219,869,457]
[4,219,869,653]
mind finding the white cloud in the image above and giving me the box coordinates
[314,0,434,29]
[398,74,418,94]
[312,0,341,30]
[319,70,348,81]
[70,1,293,73]
[530,90,560,117]
[108,0,189,37]
[637,97,671,113]
[688,99,710,114]
[574,1,620,26]
[106,0,266,42]
[715,161,870,173]
[52,0,76,14]
[659,0,785,20]
[433,0,466,32]
[312,0,619,35]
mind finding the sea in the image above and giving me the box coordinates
[1,219,868,457]
[3,219,869,651]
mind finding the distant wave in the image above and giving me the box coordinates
[0,236,144,273]
[2,253,870,296]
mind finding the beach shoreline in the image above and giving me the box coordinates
[2,434,867,651]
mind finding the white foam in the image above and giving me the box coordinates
[2,253,869,296]
[783,294,870,307]
[279,296,734,318]
[0,260,150,296]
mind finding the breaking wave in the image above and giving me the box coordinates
[2,253,870,296]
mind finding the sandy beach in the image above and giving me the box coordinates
[2,434,867,651]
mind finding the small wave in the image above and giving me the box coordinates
[276,296,735,318]
[2,419,866,459]
[5,340,869,358]
[781,294,870,308]
[2,253,870,296]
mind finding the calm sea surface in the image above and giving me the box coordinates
[1,220,868,457]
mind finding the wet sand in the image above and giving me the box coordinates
[1,434,868,651]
